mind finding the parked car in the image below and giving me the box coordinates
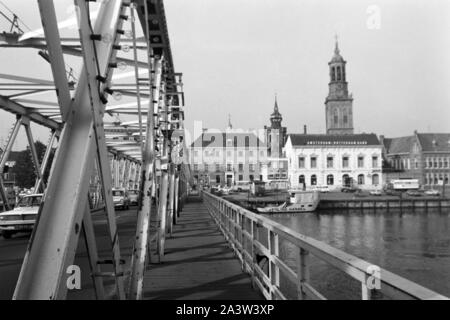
[341,186,358,193]
[128,189,139,205]
[0,194,43,239]
[406,190,422,197]
[369,190,383,196]
[210,186,220,195]
[220,186,232,195]
[231,181,251,192]
[424,189,440,196]
[112,188,130,210]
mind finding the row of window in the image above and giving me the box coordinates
[425,157,450,169]
[193,163,260,172]
[297,155,379,169]
[298,173,380,186]
[331,65,346,82]
[424,173,449,185]
[225,136,258,148]
[389,157,450,170]
[390,158,417,170]
[332,109,349,125]
[194,150,265,158]
[194,174,262,184]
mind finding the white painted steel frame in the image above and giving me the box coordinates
[128,52,163,299]
[13,0,125,300]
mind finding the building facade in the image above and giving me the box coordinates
[190,126,267,187]
[325,39,354,135]
[381,131,450,186]
[284,134,383,190]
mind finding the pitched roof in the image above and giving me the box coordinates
[382,136,415,154]
[191,132,265,148]
[288,133,380,147]
[383,133,450,154]
[417,133,450,152]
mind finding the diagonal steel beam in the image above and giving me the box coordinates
[0,95,61,130]
[13,0,124,300]
[22,120,44,192]
[36,0,72,121]
[34,129,58,192]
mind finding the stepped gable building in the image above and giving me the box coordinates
[284,133,383,190]
[190,119,267,187]
[380,131,450,186]
[325,38,354,135]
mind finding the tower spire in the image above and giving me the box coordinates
[334,33,340,55]
[274,93,278,112]
[227,113,232,130]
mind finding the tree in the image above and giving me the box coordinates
[10,140,55,189]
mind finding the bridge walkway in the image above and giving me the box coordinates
[143,197,262,300]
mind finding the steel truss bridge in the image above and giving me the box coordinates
[0,0,191,299]
[0,0,448,302]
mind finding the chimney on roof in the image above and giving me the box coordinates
[304,125,307,134]
[432,139,437,146]
[414,130,418,135]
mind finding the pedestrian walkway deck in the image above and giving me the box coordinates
[143,198,262,300]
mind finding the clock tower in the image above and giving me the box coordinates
[325,37,354,135]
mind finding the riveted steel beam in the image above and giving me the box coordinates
[13,0,124,300]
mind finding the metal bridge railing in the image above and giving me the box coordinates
[203,191,449,300]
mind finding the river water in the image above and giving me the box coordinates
[264,208,450,299]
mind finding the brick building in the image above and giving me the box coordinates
[381,131,450,186]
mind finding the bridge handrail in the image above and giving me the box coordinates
[202,191,448,300]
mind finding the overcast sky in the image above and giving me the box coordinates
[0,0,449,150]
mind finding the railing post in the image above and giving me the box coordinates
[267,229,273,299]
[251,220,257,290]
[297,248,310,300]
[361,281,372,300]
[270,231,280,299]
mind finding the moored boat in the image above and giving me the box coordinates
[256,190,320,213]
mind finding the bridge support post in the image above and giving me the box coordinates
[174,175,179,225]
[167,164,175,236]
[128,45,163,297]
[157,171,169,258]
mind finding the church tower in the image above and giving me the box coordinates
[325,37,354,135]
[266,96,287,157]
